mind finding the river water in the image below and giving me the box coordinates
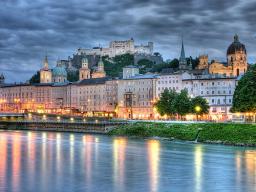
[0,130,255,192]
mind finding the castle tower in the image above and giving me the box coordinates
[227,34,247,76]
[92,57,106,78]
[198,55,209,70]
[40,55,52,83]
[179,38,187,70]
[79,57,91,80]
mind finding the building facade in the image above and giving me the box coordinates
[182,74,237,121]
[117,73,158,119]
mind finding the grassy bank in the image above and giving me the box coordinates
[108,123,256,146]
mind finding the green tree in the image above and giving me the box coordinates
[168,58,179,68]
[151,58,179,73]
[103,53,134,77]
[137,59,154,73]
[231,64,256,113]
[173,89,191,118]
[155,89,177,116]
[29,71,40,84]
[191,96,210,115]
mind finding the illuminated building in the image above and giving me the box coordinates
[79,57,91,80]
[205,35,248,77]
[117,66,158,119]
[40,56,52,83]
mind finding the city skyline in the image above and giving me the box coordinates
[0,0,256,82]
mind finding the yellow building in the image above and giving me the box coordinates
[209,34,247,77]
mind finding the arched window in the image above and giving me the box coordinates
[236,68,240,76]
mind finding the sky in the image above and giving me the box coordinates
[0,0,255,82]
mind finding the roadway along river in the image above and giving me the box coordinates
[0,130,255,192]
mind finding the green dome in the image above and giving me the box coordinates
[52,66,67,77]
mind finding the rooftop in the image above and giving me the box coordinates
[77,77,112,86]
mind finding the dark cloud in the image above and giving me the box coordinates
[0,0,255,82]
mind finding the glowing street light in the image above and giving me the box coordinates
[195,106,201,113]
[195,106,201,121]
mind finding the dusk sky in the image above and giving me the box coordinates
[0,0,256,82]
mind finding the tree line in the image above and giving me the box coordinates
[155,89,209,120]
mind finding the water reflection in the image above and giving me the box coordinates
[113,137,127,191]
[69,134,75,172]
[236,150,256,189]
[245,150,256,177]
[12,132,21,191]
[147,140,160,192]
[27,132,36,188]
[0,131,255,192]
[0,133,7,189]
[83,135,94,188]
[194,145,203,192]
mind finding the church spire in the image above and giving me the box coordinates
[180,38,186,60]
[43,55,49,69]
[179,36,187,70]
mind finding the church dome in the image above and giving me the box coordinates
[227,34,246,55]
[52,66,67,77]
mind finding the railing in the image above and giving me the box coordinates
[0,119,128,125]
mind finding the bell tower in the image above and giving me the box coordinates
[79,57,90,80]
[92,57,106,78]
[197,55,209,70]
[40,55,52,83]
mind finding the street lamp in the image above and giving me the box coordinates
[195,105,201,121]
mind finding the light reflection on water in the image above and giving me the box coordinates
[194,145,203,192]
[113,137,127,191]
[0,131,255,192]
[147,140,160,192]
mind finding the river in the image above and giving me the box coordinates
[0,130,255,192]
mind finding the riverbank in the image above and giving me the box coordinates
[108,122,256,147]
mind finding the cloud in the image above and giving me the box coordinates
[0,0,255,82]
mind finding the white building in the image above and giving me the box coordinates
[182,74,237,120]
[122,65,140,79]
[156,72,192,98]
[156,71,237,121]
